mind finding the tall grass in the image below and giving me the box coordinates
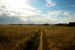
[0,25,75,50]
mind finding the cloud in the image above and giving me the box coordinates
[0,15,24,24]
[46,10,75,23]
[47,10,63,17]
[0,0,41,17]
[0,0,42,24]
[63,11,75,22]
[0,0,75,24]
[45,0,56,7]
[19,10,75,24]
[20,10,70,24]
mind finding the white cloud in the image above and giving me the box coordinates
[0,0,75,24]
[15,9,75,24]
[63,11,75,22]
[47,10,63,17]
[45,0,56,7]
[0,0,41,17]
[46,10,75,23]
[24,10,68,24]
[63,11,75,17]
[0,0,42,24]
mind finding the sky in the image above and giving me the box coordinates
[0,0,75,24]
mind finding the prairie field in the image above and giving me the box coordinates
[0,25,75,50]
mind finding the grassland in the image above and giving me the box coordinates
[0,25,75,50]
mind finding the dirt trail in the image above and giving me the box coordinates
[38,30,43,50]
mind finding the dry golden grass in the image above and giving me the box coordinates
[0,25,75,50]
[43,26,75,50]
[0,25,40,50]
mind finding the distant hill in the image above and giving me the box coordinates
[68,22,75,26]
[54,24,68,26]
